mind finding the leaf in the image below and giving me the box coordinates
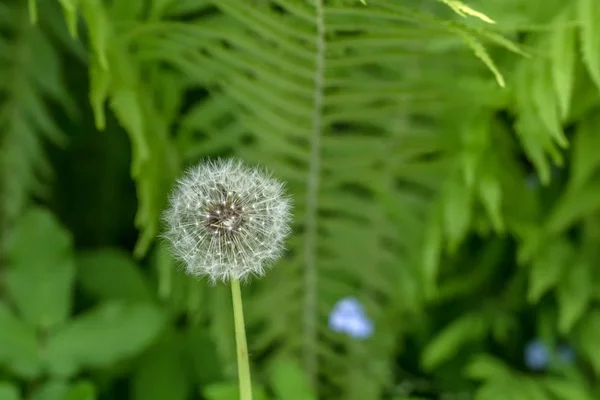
[5,207,75,329]
[268,358,315,400]
[79,0,110,70]
[478,172,503,232]
[63,382,96,400]
[439,0,496,23]
[578,0,600,90]
[577,311,600,376]
[527,239,571,303]
[77,249,154,302]
[569,116,600,192]
[457,31,505,87]
[30,382,68,400]
[546,182,600,234]
[556,257,591,334]
[0,382,20,400]
[441,177,472,252]
[0,304,41,378]
[464,354,511,381]
[542,378,594,400]
[550,9,576,120]
[45,302,165,377]
[422,313,488,371]
[184,326,224,386]
[132,330,191,400]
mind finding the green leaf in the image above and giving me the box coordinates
[30,382,68,400]
[422,313,488,371]
[464,354,511,381]
[63,382,95,400]
[441,177,472,252]
[550,9,576,120]
[0,382,20,400]
[79,0,110,70]
[527,240,571,303]
[184,326,224,386]
[5,207,75,329]
[0,303,41,378]
[268,358,315,400]
[77,249,154,302]
[547,182,600,234]
[542,377,594,400]
[569,116,600,192]
[45,302,165,377]
[132,330,190,400]
[556,257,591,334]
[577,311,600,376]
[578,0,600,90]
[29,381,94,400]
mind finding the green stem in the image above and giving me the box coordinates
[231,278,252,400]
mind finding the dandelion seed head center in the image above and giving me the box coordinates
[203,195,246,236]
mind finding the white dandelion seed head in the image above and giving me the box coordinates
[162,158,292,283]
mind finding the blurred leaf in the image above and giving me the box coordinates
[30,382,68,400]
[550,9,576,120]
[132,329,190,400]
[45,302,165,377]
[202,382,269,400]
[0,382,20,400]
[0,303,41,378]
[527,240,571,303]
[5,207,75,330]
[578,0,600,90]
[267,358,315,400]
[576,310,600,376]
[547,182,600,234]
[569,116,600,192]
[79,0,110,70]
[185,326,223,386]
[63,382,96,400]
[542,377,594,400]
[77,249,154,302]
[464,354,511,381]
[422,313,488,371]
[556,257,591,334]
[442,176,472,252]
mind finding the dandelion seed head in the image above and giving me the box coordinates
[162,158,292,282]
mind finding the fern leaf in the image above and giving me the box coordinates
[0,2,69,247]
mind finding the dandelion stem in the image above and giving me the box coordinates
[231,278,252,400]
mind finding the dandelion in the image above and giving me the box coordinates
[329,297,373,339]
[162,158,292,283]
[163,158,292,400]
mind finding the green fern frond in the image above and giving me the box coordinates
[0,1,70,247]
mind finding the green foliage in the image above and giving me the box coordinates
[2,0,600,399]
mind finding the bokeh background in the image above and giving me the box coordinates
[1,0,599,399]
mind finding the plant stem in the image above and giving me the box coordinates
[231,278,253,400]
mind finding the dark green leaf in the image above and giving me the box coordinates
[45,302,165,377]
[77,249,154,302]
[5,207,75,330]
[132,330,191,400]
[0,303,41,378]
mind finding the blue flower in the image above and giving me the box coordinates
[524,339,549,371]
[329,297,373,339]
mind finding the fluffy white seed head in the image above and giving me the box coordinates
[162,159,292,283]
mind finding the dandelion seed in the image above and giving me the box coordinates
[162,158,292,282]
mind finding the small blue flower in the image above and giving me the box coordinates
[525,339,549,371]
[329,297,373,339]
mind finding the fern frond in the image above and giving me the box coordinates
[0,1,69,248]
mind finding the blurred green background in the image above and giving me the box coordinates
[1,0,600,399]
